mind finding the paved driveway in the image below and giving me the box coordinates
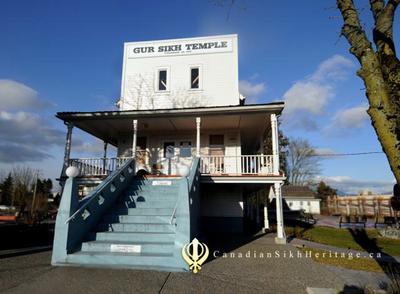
[0,234,386,294]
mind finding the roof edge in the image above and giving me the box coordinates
[56,102,285,120]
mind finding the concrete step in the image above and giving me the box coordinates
[103,215,171,224]
[97,222,174,233]
[114,207,173,215]
[95,231,175,242]
[116,201,176,209]
[120,194,177,201]
[66,251,185,271]
[81,240,174,254]
[125,184,180,192]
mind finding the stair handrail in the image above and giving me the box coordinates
[170,158,200,225]
[65,158,135,224]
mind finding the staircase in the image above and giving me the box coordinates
[65,178,186,271]
[52,158,201,271]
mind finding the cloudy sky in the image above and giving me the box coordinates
[0,0,398,194]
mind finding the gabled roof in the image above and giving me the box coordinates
[282,185,316,199]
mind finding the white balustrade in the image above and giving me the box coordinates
[200,155,274,175]
[68,157,131,177]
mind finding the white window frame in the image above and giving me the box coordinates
[189,65,203,91]
[155,66,170,92]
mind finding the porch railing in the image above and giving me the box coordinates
[68,157,131,177]
[200,155,274,175]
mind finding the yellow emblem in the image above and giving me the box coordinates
[181,238,209,273]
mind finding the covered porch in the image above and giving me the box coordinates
[57,103,285,180]
[57,103,287,244]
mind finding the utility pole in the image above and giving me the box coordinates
[31,170,39,218]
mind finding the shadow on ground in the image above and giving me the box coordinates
[340,228,400,294]
[0,223,54,256]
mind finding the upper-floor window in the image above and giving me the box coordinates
[190,67,200,89]
[158,69,168,91]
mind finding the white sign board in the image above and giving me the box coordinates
[152,180,172,186]
[110,244,141,253]
[127,37,233,58]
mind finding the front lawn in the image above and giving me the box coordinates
[286,225,400,256]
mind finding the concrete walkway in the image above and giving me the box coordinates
[0,234,390,294]
[290,238,400,263]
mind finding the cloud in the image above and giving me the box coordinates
[326,105,369,134]
[0,110,65,163]
[0,144,52,163]
[72,138,107,156]
[281,55,354,130]
[0,79,53,111]
[314,148,337,156]
[316,175,395,195]
[239,79,266,103]
[311,54,354,82]
[282,82,333,115]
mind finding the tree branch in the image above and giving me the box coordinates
[337,0,374,61]
[373,0,399,56]
[369,0,385,21]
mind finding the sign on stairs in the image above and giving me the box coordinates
[110,244,141,253]
[152,180,172,186]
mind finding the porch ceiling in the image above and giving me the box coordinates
[56,103,284,146]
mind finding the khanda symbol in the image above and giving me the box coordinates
[182,238,209,273]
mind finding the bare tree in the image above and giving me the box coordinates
[337,0,400,184]
[287,138,321,186]
[120,74,208,110]
[11,166,36,207]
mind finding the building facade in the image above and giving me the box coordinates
[282,186,321,215]
[52,35,287,271]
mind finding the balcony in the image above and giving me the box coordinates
[200,155,274,176]
[67,157,131,177]
[65,154,277,179]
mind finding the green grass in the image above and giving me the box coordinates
[299,247,384,273]
[286,225,400,256]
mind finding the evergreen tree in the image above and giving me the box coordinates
[0,173,13,206]
[316,181,337,200]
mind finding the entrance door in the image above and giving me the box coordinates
[136,137,147,165]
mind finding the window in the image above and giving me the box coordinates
[300,201,303,206]
[288,202,293,207]
[158,69,167,91]
[163,142,175,158]
[209,135,224,146]
[307,201,311,206]
[190,67,200,89]
[180,141,192,157]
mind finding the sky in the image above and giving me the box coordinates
[0,0,398,194]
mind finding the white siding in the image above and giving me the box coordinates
[120,35,239,110]
[286,198,321,214]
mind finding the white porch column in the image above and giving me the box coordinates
[274,182,286,244]
[102,142,108,173]
[63,123,74,167]
[196,117,201,157]
[270,113,280,175]
[263,186,273,232]
[263,203,269,231]
[132,119,138,158]
[103,142,108,159]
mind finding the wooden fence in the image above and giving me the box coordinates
[327,195,394,217]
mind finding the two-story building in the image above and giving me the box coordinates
[52,35,287,271]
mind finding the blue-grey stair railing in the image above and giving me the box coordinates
[52,158,136,265]
[173,157,201,270]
